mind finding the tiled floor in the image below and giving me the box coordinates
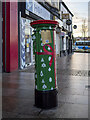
[2,53,89,118]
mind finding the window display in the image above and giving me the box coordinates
[20,18,34,69]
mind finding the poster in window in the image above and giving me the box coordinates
[41,30,52,44]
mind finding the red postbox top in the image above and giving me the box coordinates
[30,20,59,26]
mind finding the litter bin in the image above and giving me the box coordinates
[31,20,58,109]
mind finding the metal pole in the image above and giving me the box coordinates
[0,0,2,73]
[83,19,86,49]
[84,21,85,49]
[84,31,85,49]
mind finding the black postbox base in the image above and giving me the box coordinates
[35,89,58,109]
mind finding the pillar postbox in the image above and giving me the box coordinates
[31,20,58,109]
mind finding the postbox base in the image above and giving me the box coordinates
[35,89,58,109]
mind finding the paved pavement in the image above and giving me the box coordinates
[2,53,89,118]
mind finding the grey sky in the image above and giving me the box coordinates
[63,0,89,37]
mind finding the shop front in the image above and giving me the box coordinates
[2,0,60,72]
[18,0,50,70]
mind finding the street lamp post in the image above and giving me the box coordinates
[82,19,87,50]
[84,30,85,49]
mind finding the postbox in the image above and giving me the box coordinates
[31,20,58,109]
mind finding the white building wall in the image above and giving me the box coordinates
[63,36,66,50]
[56,34,60,55]
[51,0,59,10]
[69,14,72,32]
[61,3,73,32]
[61,4,67,30]
[61,2,73,54]
[61,3,70,52]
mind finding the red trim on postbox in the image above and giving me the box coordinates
[30,20,59,26]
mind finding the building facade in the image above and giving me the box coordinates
[2,0,60,72]
[18,0,61,70]
[58,1,73,56]
[18,0,51,70]
[2,0,73,72]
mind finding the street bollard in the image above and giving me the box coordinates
[31,20,58,109]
